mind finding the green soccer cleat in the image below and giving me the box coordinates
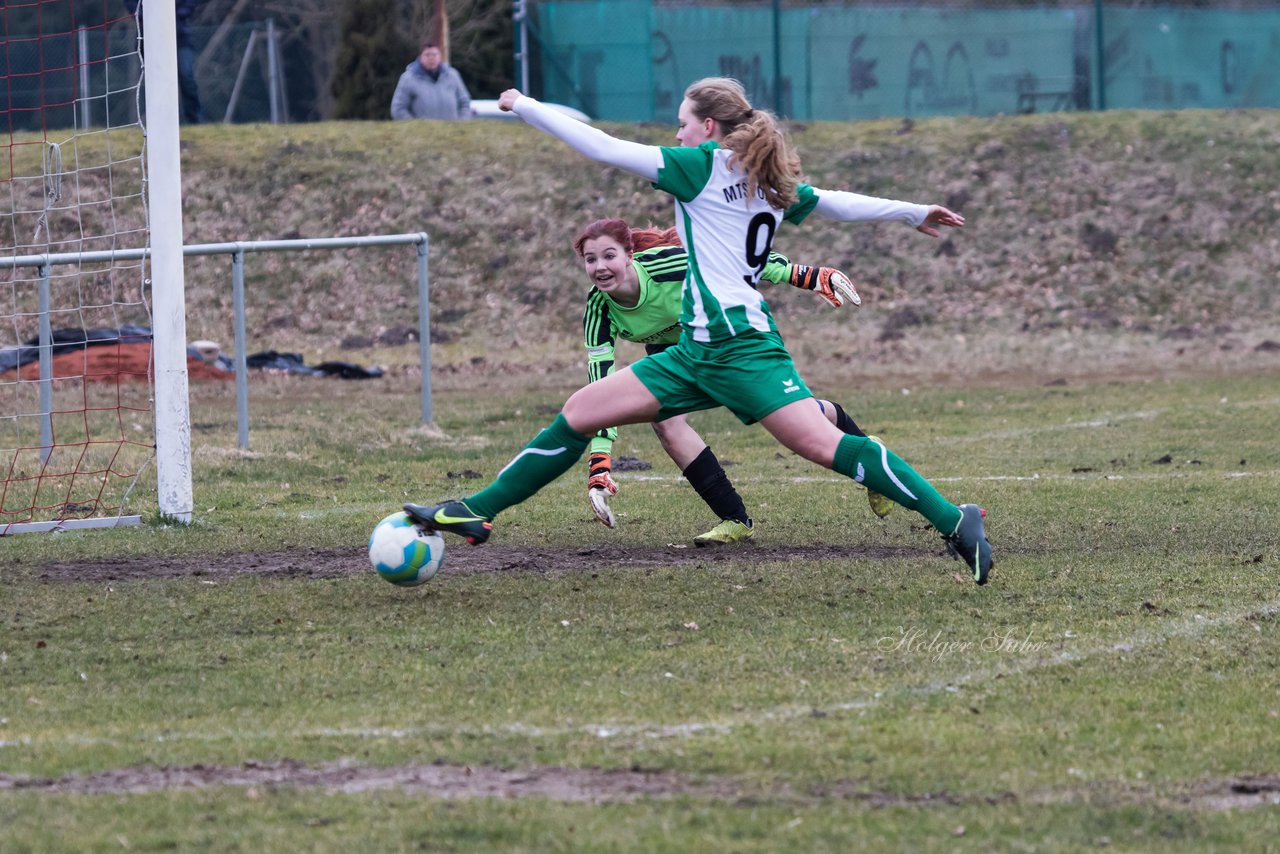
[693,518,755,547]
[942,503,993,585]
[403,500,493,545]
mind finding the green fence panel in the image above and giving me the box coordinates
[530,2,1280,122]
[1100,8,1280,109]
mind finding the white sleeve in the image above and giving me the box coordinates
[812,189,930,227]
[513,96,663,181]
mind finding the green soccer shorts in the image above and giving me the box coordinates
[629,330,814,425]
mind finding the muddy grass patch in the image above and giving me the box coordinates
[33,543,936,584]
[5,762,1277,811]
[0,760,741,802]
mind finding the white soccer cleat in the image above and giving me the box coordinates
[589,487,618,528]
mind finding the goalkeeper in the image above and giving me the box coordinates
[577,218,891,545]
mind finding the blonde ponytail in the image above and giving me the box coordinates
[683,77,801,210]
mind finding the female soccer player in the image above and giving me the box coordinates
[406,77,992,583]
[576,217,891,544]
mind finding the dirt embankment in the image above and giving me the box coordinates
[28,112,1280,386]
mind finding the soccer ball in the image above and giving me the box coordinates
[368,511,445,586]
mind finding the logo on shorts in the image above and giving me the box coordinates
[782,378,800,394]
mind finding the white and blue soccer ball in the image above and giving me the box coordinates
[368,511,445,586]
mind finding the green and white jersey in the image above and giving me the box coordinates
[654,141,819,343]
[582,242,793,454]
[512,94,930,343]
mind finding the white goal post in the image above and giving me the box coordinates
[141,0,195,524]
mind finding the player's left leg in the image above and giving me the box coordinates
[814,399,865,437]
[650,415,754,546]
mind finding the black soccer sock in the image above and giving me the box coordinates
[830,402,866,437]
[682,446,751,525]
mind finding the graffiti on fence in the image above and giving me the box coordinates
[848,34,878,99]
[652,30,679,116]
[1220,40,1237,95]
[904,41,976,116]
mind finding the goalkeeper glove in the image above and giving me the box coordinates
[788,264,861,309]
[587,452,619,528]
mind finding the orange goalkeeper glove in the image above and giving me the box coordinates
[587,452,618,528]
[788,264,861,309]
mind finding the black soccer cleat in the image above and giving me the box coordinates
[403,500,493,545]
[943,503,993,585]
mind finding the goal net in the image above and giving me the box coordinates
[1,0,191,534]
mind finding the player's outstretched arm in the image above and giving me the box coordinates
[811,189,964,238]
[499,88,663,181]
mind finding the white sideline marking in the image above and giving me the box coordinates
[5,597,1276,752]
[954,396,1280,444]
[954,408,1165,442]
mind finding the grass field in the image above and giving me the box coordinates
[5,97,1280,852]
[3,364,1279,851]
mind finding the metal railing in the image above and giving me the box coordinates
[2,232,433,454]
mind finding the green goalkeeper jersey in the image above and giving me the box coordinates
[583,243,794,455]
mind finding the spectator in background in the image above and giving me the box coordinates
[125,0,206,124]
[390,41,471,120]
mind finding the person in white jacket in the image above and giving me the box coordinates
[404,77,993,584]
[390,42,471,120]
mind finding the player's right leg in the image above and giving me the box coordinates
[815,398,892,519]
[406,369,662,544]
[815,398,866,438]
[760,399,993,584]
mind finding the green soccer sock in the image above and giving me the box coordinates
[833,435,962,534]
[465,414,590,520]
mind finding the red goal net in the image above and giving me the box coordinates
[2,0,156,533]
